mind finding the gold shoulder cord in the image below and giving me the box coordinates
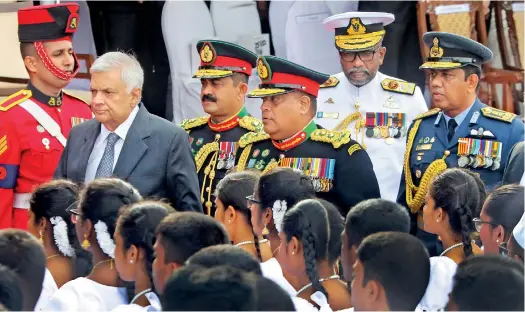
[196,135,220,215]
[236,144,253,171]
[403,119,450,213]
[334,109,366,149]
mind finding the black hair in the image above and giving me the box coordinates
[254,276,296,311]
[0,264,23,311]
[484,184,524,240]
[429,168,479,257]
[79,178,143,254]
[306,93,317,115]
[256,168,315,231]
[0,229,46,311]
[162,264,256,311]
[19,42,34,59]
[215,171,262,261]
[282,199,330,298]
[357,232,430,311]
[462,65,482,92]
[458,168,487,217]
[231,72,249,86]
[345,198,410,248]
[155,212,230,265]
[450,255,524,311]
[30,179,91,277]
[117,201,174,294]
[317,199,344,265]
[187,245,262,275]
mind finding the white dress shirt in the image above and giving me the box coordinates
[85,105,139,183]
[35,269,58,311]
[316,71,428,201]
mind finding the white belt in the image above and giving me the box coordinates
[13,193,31,209]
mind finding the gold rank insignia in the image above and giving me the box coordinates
[320,76,340,88]
[310,129,351,149]
[0,135,7,156]
[257,57,271,81]
[180,116,208,131]
[481,107,516,123]
[239,131,271,148]
[239,116,263,132]
[200,42,216,64]
[430,37,444,58]
[70,17,77,29]
[347,17,367,35]
[415,108,441,120]
[381,78,416,95]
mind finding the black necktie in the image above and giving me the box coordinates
[447,119,458,142]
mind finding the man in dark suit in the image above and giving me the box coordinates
[54,52,201,212]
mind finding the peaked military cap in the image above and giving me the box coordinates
[193,40,258,78]
[248,55,330,98]
[420,32,493,70]
[323,12,395,52]
[18,3,80,43]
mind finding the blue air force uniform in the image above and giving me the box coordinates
[397,32,525,256]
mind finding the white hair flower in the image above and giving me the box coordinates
[272,200,287,234]
[50,216,75,257]
[94,221,115,259]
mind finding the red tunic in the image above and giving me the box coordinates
[0,87,92,229]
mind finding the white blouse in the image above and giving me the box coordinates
[260,257,297,296]
[44,277,127,311]
[111,292,161,312]
[35,269,58,311]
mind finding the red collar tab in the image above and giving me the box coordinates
[272,121,317,151]
[208,107,250,132]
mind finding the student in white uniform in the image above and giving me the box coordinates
[111,201,174,312]
[214,172,272,262]
[278,199,351,311]
[247,168,315,295]
[45,178,143,311]
[316,12,428,201]
[28,180,91,311]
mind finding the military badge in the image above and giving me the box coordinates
[257,57,271,81]
[430,37,444,58]
[200,42,216,64]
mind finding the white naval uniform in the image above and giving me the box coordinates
[316,71,428,201]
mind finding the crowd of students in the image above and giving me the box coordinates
[0,167,522,311]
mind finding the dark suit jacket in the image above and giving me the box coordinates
[54,104,202,212]
[503,141,525,185]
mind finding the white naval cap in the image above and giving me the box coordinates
[322,12,395,52]
[513,212,525,249]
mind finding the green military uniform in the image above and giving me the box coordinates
[181,40,262,215]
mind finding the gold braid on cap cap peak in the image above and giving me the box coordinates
[403,119,450,213]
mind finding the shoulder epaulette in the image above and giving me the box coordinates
[381,78,416,95]
[320,76,339,88]
[180,116,208,130]
[310,129,351,149]
[239,116,263,132]
[63,91,89,105]
[0,89,31,112]
[415,108,441,120]
[239,131,270,148]
[481,107,516,123]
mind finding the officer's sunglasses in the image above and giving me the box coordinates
[340,47,381,62]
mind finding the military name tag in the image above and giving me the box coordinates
[317,112,339,119]
[415,144,432,151]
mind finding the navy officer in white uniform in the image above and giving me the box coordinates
[315,12,428,201]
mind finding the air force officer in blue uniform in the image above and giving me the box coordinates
[397,32,524,256]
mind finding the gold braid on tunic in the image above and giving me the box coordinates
[403,119,450,213]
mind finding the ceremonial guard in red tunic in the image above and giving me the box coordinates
[0,3,92,229]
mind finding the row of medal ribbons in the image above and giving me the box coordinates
[457,138,502,170]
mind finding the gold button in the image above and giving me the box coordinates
[415,170,422,179]
[57,108,61,113]
[444,150,450,156]
[417,156,422,161]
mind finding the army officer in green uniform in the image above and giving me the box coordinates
[180,40,262,215]
[235,55,380,213]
